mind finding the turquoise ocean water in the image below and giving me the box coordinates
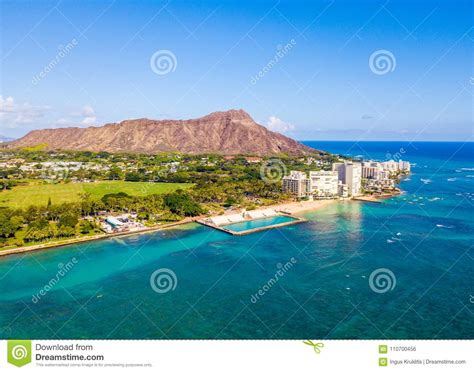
[0,142,472,339]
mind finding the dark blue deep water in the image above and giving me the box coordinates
[0,142,473,339]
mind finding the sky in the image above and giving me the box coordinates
[0,0,472,141]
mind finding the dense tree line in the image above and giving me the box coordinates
[0,189,206,248]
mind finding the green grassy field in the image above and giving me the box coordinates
[0,180,193,209]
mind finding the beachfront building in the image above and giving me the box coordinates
[309,171,339,197]
[398,160,411,173]
[332,161,362,196]
[381,160,398,173]
[381,160,411,174]
[363,160,413,180]
[102,214,145,233]
[282,171,310,198]
[283,159,410,199]
[361,159,411,193]
[362,161,385,180]
[338,182,349,198]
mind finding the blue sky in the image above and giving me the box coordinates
[1,0,472,141]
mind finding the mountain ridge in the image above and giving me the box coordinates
[8,109,319,156]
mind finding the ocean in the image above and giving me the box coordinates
[0,141,472,339]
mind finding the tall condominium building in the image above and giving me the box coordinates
[338,182,349,198]
[309,171,339,197]
[381,159,411,174]
[332,161,362,196]
[381,160,399,173]
[398,160,411,172]
[282,171,310,198]
[362,161,386,180]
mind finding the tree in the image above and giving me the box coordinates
[56,225,76,238]
[163,190,205,217]
[78,220,97,234]
[125,172,141,182]
[58,213,79,228]
[0,210,23,238]
[24,218,56,242]
[107,166,123,180]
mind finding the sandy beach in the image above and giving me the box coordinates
[274,199,337,214]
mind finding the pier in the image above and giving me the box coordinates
[196,209,307,236]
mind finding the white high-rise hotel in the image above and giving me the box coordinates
[309,171,339,197]
[282,159,409,198]
[282,162,362,198]
[282,171,310,198]
[332,162,362,196]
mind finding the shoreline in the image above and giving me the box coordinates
[353,191,402,203]
[273,198,337,214]
[0,217,199,258]
[0,195,389,258]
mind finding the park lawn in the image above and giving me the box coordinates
[0,180,194,209]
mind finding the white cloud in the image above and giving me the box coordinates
[0,96,50,128]
[0,98,100,134]
[0,96,15,112]
[265,116,295,133]
[56,118,73,125]
[58,105,97,126]
[81,105,95,117]
[81,116,97,125]
[80,105,96,125]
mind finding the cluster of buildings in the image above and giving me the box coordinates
[0,158,26,169]
[0,157,178,180]
[0,160,109,172]
[101,214,145,233]
[282,159,410,199]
